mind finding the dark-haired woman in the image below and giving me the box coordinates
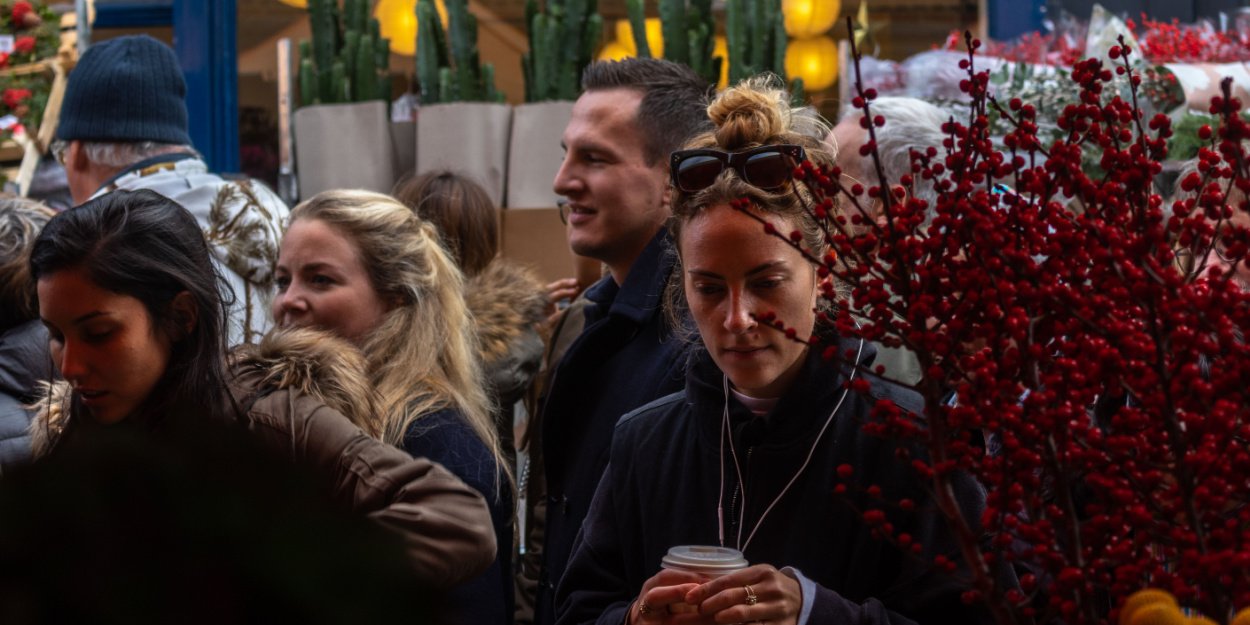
[28,188,496,588]
[556,80,992,625]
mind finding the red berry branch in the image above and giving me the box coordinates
[736,17,1250,625]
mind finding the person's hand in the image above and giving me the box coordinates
[684,564,802,625]
[629,569,716,625]
[542,277,581,329]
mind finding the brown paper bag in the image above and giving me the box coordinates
[416,102,513,206]
[506,101,574,209]
[294,100,395,198]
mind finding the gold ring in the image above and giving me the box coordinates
[638,600,652,616]
[744,584,758,605]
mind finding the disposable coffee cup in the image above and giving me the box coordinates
[657,546,749,614]
[660,545,749,578]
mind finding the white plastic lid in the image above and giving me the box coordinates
[660,545,749,576]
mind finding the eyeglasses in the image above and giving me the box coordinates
[670,144,806,193]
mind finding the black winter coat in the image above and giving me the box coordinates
[535,230,687,625]
[555,338,994,625]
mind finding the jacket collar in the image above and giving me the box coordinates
[685,332,876,451]
[93,152,199,198]
[584,229,674,327]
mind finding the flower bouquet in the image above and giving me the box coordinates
[0,1,61,148]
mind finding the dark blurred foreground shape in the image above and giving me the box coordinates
[0,418,433,625]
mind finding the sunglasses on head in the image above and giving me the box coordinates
[670,144,806,193]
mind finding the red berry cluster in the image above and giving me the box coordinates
[1127,16,1250,64]
[738,28,1250,625]
[943,29,1085,67]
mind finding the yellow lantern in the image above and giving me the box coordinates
[712,35,729,89]
[782,0,840,38]
[784,35,838,92]
[374,0,449,56]
[375,0,417,56]
[613,17,663,57]
[614,19,631,44]
[598,40,633,62]
[278,0,307,7]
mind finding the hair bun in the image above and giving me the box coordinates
[707,76,791,150]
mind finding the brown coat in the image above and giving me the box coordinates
[30,327,497,589]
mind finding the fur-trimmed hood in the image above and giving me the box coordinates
[27,379,70,460]
[229,327,382,438]
[29,327,382,458]
[466,259,547,365]
[465,259,547,407]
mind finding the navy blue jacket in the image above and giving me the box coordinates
[555,339,994,625]
[534,230,687,625]
[0,320,50,471]
[404,408,513,624]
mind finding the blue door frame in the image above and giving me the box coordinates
[985,0,1046,41]
[95,2,239,173]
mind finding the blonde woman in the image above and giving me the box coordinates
[272,190,512,624]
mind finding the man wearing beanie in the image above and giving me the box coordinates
[52,34,289,347]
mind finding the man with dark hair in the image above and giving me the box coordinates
[518,58,712,625]
[53,35,288,346]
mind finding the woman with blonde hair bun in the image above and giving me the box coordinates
[272,189,513,624]
[556,78,991,625]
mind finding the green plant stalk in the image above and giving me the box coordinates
[330,59,348,103]
[726,0,746,84]
[309,0,336,102]
[374,30,389,72]
[467,44,484,101]
[354,34,376,102]
[544,11,566,100]
[531,13,551,100]
[545,4,565,100]
[447,0,469,96]
[438,66,454,102]
[521,51,534,103]
[771,6,786,78]
[790,77,805,105]
[416,0,444,104]
[749,0,767,72]
[354,0,370,36]
[563,0,587,65]
[378,74,392,101]
[299,56,318,106]
[570,12,601,98]
[342,29,359,101]
[660,0,688,64]
[522,0,538,102]
[626,0,651,59]
[522,0,598,102]
[484,63,502,102]
[687,22,708,81]
[342,0,356,35]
